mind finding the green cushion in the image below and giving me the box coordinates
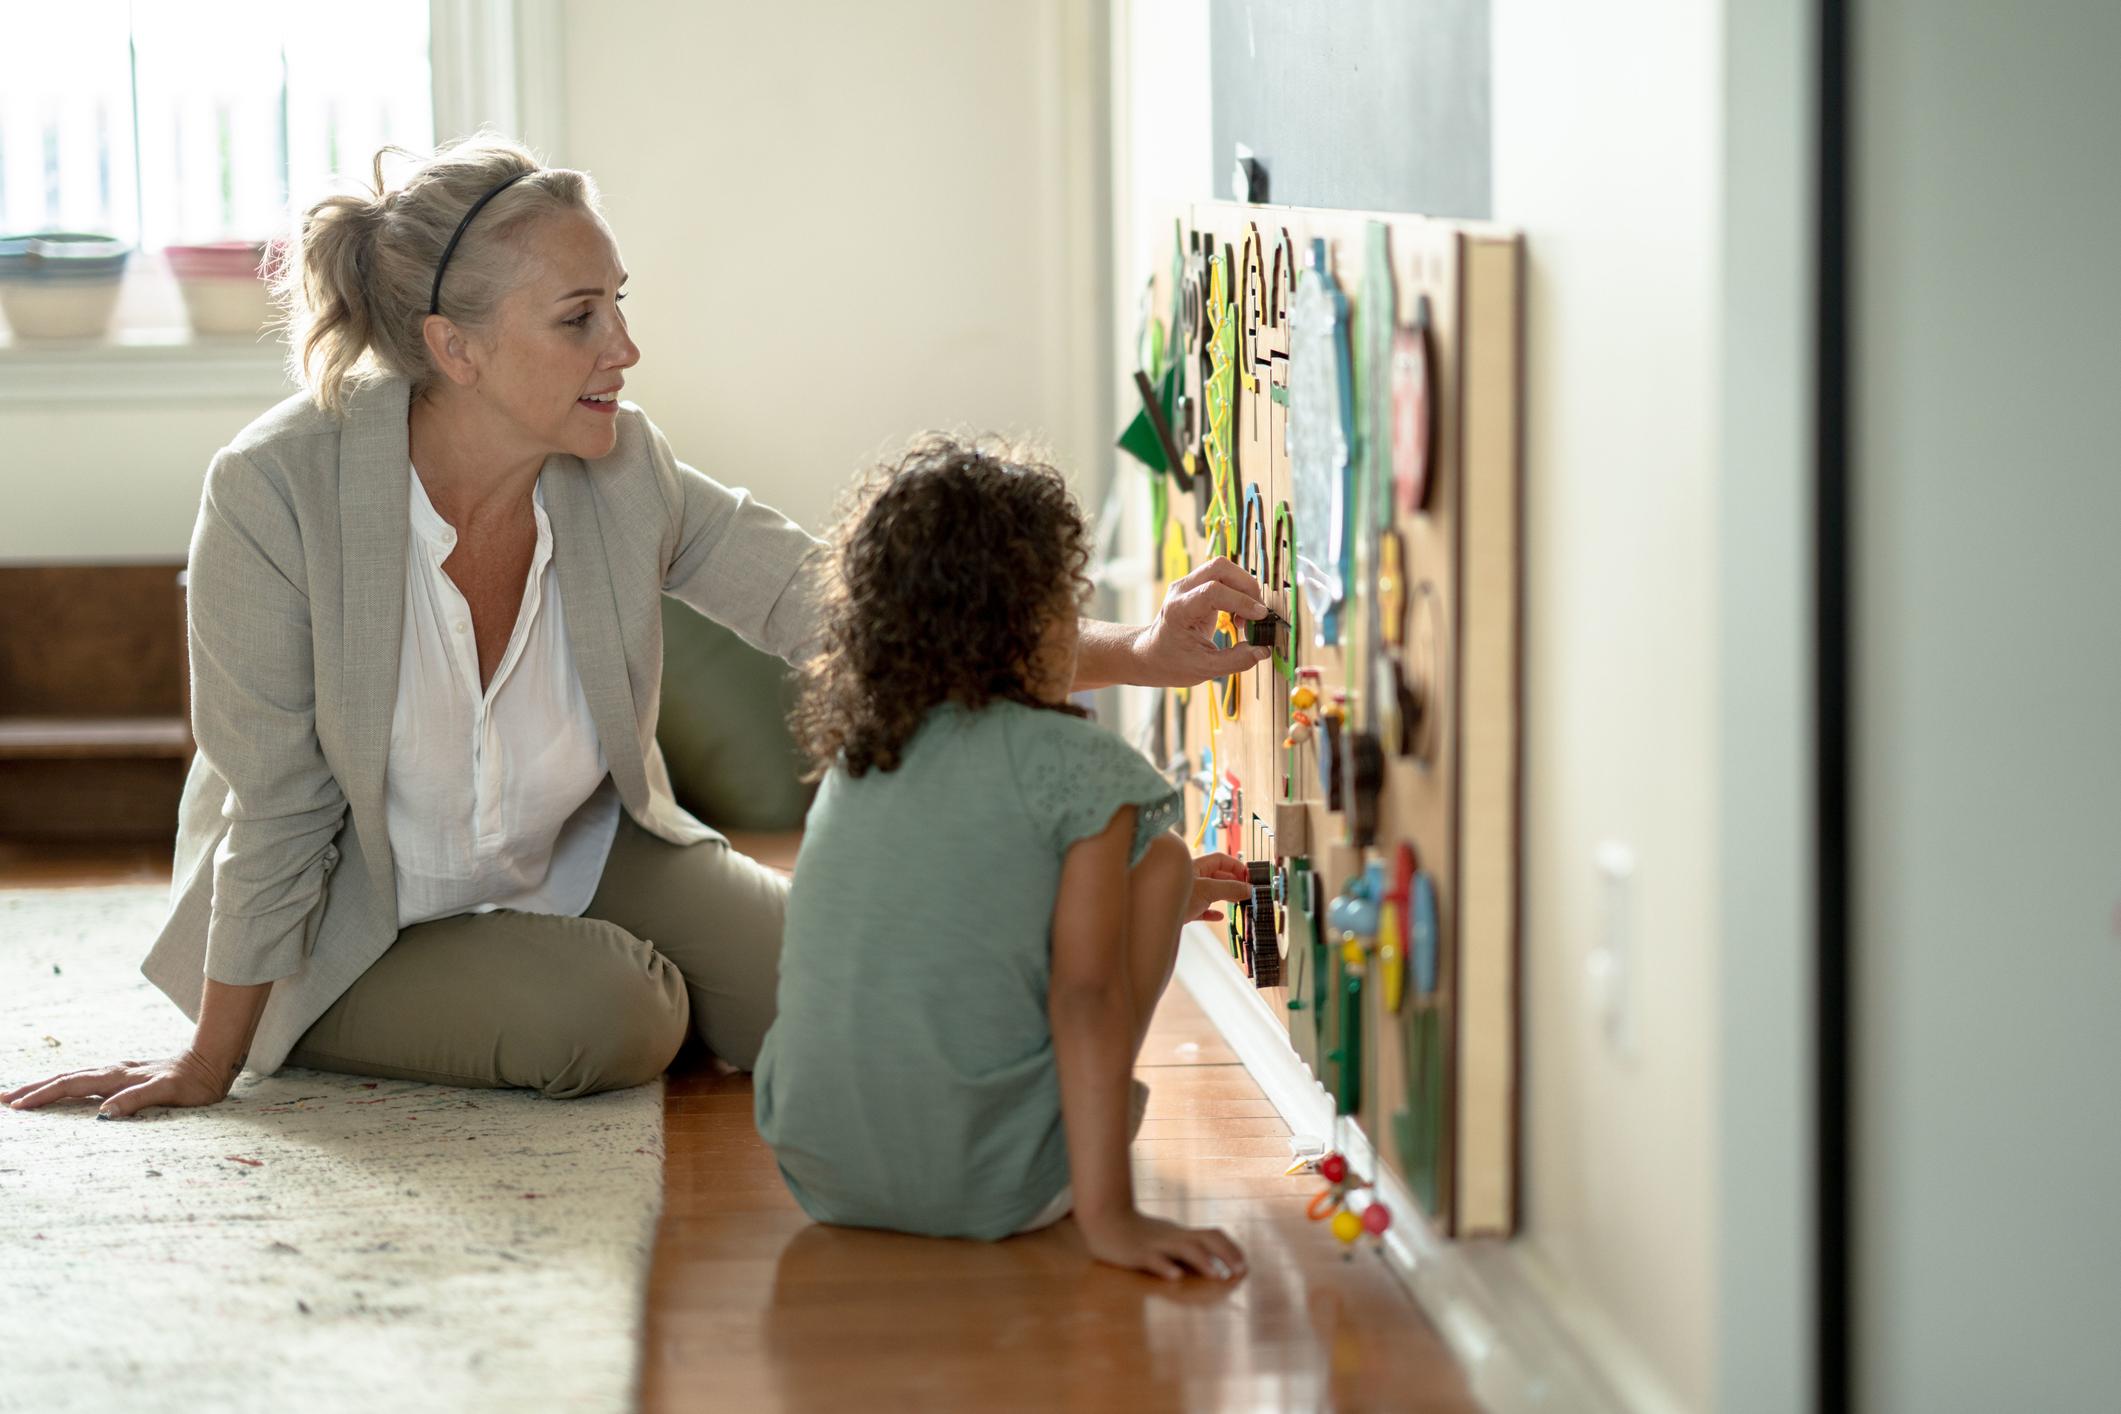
[654,598,814,832]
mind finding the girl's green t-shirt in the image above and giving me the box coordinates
[753,700,1181,1240]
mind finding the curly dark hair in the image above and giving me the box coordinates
[793,433,1094,779]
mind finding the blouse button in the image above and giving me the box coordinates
[454,621,468,634]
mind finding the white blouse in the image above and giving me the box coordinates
[384,462,622,929]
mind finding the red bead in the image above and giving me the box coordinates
[1362,1203,1393,1236]
[1319,1152,1348,1184]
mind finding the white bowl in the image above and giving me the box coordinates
[175,274,275,336]
[0,277,123,339]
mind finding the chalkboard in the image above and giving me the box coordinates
[1210,0,1491,219]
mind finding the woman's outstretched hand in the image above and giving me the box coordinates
[1128,557,1273,689]
[3,1050,239,1120]
[1186,851,1254,923]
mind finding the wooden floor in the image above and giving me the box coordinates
[644,985,1477,1413]
[2,839,1478,1412]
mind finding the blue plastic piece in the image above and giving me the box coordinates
[1412,870,1440,996]
[1328,860,1386,940]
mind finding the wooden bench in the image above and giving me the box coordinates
[0,562,192,842]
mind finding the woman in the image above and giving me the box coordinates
[2,137,1269,1120]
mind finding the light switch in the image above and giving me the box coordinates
[1590,841,1637,1057]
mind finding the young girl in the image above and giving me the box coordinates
[753,435,1250,1282]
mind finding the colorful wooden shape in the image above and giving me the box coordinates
[1328,959,1364,1117]
[1361,221,1398,536]
[1377,530,1407,648]
[1393,1002,1448,1218]
[1202,245,1239,544]
[1247,859,1280,988]
[1288,238,1353,644]
[1379,842,1417,1014]
[1319,693,1347,807]
[1283,860,1325,1074]
[1392,295,1436,513]
[1412,869,1440,997]
[1349,730,1385,848]
[1404,579,1444,764]
[1321,864,1381,1118]
[1161,514,1191,587]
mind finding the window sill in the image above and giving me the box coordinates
[0,328,295,406]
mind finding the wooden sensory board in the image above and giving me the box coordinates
[1139,200,1522,1239]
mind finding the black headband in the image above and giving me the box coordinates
[427,170,535,316]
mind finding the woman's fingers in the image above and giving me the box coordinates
[98,1080,162,1121]
[1197,641,1272,677]
[1180,581,1269,625]
[1193,852,1250,882]
[1196,879,1250,906]
[5,1069,125,1110]
[1177,556,1266,607]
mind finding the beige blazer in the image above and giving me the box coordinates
[142,376,827,1075]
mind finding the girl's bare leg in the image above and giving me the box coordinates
[1123,833,1195,1057]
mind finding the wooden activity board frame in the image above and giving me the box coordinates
[1129,200,1523,1238]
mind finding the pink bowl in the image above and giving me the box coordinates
[165,240,283,282]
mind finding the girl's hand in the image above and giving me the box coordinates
[1130,558,1271,688]
[1082,1211,1248,1282]
[1187,851,1253,922]
[3,1050,240,1120]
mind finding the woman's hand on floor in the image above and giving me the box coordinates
[1081,1211,1248,1282]
[1185,851,1254,922]
[3,1050,239,1119]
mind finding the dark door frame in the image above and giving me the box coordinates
[1814,0,1853,1409]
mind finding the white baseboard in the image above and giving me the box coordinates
[1174,924,1687,1414]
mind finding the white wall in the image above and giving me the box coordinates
[1853,4,2121,1408]
[1492,2,1721,1409]
[1108,0,1212,740]
[0,0,1104,558]
[565,0,1108,536]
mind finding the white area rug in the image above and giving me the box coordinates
[0,886,665,1414]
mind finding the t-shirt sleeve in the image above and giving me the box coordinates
[1005,706,1183,866]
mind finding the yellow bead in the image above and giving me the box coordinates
[1290,685,1319,711]
[1331,1209,1363,1244]
[1341,938,1368,967]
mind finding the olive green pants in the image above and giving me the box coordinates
[284,812,789,1098]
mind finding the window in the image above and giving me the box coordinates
[0,0,432,345]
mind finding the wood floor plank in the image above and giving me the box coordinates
[1133,1115,1292,1141]
[641,988,1476,1412]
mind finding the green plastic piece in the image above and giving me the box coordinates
[1327,967,1364,1116]
[1362,221,1397,533]
[1284,861,1321,1073]
[1118,403,1169,473]
[1391,1002,1448,1218]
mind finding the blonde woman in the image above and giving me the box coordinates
[3,137,1267,1120]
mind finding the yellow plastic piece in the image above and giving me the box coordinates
[1290,683,1319,712]
[1331,1209,1363,1245]
[1378,898,1405,1012]
[1161,516,1191,586]
[1340,936,1367,969]
[1379,532,1406,648]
